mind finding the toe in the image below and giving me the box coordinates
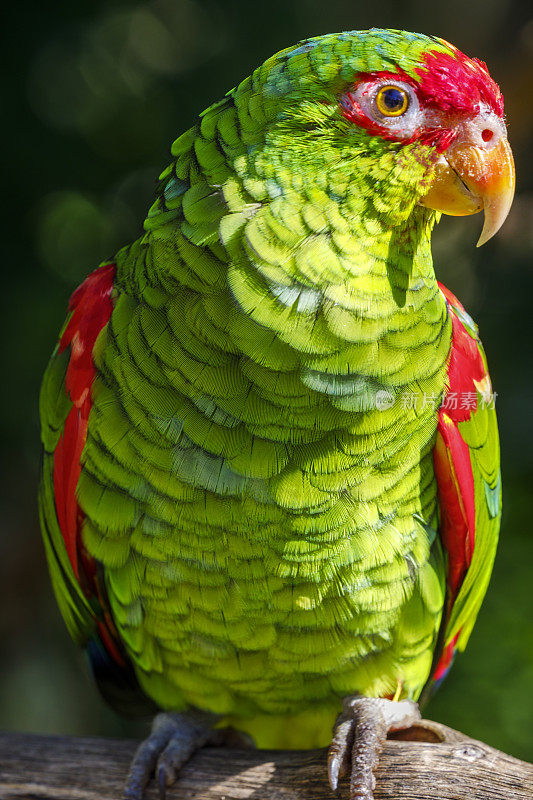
[154,731,206,798]
[328,717,354,790]
[124,711,216,800]
[124,724,175,800]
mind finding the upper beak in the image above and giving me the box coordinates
[420,122,515,247]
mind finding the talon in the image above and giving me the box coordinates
[157,764,169,800]
[328,717,354,790]
[328,755,340,792]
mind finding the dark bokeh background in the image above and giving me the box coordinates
[2,0,532,759]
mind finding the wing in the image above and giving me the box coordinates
[429,283,501,686]
[39,264,154,713]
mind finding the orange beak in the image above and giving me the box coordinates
[420,133,515,247]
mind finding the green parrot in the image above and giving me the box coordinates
[39,28,514,800]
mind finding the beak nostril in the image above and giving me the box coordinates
[481,129,494,143]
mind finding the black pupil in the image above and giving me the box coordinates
[383,88,405,110]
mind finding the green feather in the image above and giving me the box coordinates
[39,28,501,748]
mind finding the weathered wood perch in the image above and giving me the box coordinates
[1,721,532,800]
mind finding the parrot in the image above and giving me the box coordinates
[39,28,514,800]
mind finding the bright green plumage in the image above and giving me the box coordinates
[39,29,501,750]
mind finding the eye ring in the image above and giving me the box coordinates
[375,85,410,117]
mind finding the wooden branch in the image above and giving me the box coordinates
[0,721,532,800]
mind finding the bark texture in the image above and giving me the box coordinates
[0,722,532,800]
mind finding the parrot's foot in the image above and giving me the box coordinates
[124,710,217,800]
[327,696,422,800]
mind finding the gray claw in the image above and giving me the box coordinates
[157,764,168,800]
[328,717,354,790]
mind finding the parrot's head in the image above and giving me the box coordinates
[252,28,514,247]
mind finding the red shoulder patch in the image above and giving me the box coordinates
[53,264,115,579]
[431,282,490,681]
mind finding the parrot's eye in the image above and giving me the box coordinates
[342,77,422,139]
[375,86,409,117]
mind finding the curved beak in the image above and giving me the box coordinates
[420,133,515,247]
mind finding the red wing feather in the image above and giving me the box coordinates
[432,283,489,681]
[53,264,115,579]
[51,263,125,666]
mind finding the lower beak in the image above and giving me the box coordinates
[420,136,515,246]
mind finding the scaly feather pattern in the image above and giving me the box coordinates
[39,29,502,749]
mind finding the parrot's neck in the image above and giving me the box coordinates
[326,211,438,315]
[294,219,450,403]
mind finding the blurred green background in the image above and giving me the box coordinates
[2,0,532,760]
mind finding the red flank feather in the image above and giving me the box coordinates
[53,264,115,579]
[434,415,475,598]
[431,283,490,681]
[432,634,459,683]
